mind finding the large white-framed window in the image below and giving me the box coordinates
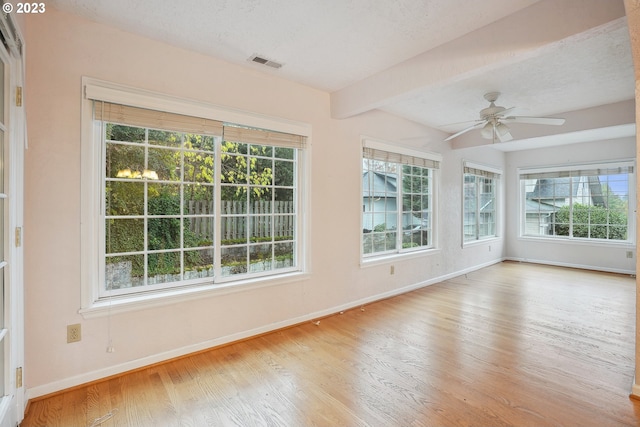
[81,78,310,309]
[519,160,635,243]
[463,161,501,243]
[361,138,440,259]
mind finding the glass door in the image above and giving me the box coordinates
[0,8,25,426]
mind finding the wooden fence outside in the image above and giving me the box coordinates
[186,200,295,242]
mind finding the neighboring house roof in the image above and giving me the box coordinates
[527,177,579,200]
[526,176,606,207]
[524,199,557,213]
[363,171,397,198]
[464,199,494,212]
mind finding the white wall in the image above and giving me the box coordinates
[23,8,507,398]
[505,137,636,273]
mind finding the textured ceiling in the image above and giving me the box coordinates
[48,0,636,149]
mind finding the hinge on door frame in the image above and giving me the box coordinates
[15,86,22,107]
[16,367,22,388]
[15,227,21,247]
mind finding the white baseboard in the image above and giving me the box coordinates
[505,257,636,276]
[22,257,505,400]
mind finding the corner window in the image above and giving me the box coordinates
[463,162,500,242]
[520,161,634,242]
[82,79,308,304]
[361,139,440,258]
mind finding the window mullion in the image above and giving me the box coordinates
[568,179,573,238]
[271,156,276,265]
[214,140,222,280]
[397,167,403,251]
[476,179,481,240]
[143,128,149,287]
[180,135,185,280]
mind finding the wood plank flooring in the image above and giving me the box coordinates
[22,261,640,426]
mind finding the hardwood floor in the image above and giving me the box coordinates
[22,261,640,426]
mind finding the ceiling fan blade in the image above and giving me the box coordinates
[502,116,565,126]
[444,121,485,141]
[439,119,483,128]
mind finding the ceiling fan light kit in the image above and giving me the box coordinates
[444,92,565,143]
[480,122,494,139]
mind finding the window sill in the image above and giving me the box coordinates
[79,272,311,319]
[462,236,501,248]
[360,247,440,268]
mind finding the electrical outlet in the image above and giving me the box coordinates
[626,251,633,259]
[67,324,81,343]
[390,265,395,275]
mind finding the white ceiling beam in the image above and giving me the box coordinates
[330,0,626,120]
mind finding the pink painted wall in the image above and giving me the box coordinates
[22,5,637,400]
[23,7,507,397]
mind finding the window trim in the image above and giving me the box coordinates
[80,77,312,314]
[518,159,635,243]
[462,160,502,246]
[360,137,441,263]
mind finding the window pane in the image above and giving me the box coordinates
[252,144,273,157]
[148,147,181,181]
[106,124,145,143]
[148,129,182,147]
[184,151,214,183]
[106,219,144,253]
[148,183,181,215]
[275,188,294,204]
[250,187,272,206]
[276,214,295,238]
[106,181,144,215]
[106,254,144,289]
[184,248,214,279]
[221,215,247,243]
[250,215,272,242]
[148,218,181,250]
[184,216,213,248]
[275,242,295,268]
[275,146,294,160]
[106,144,145,179]
[185,134,215,151]
[183,184,214,207]
[148,251,181,284]
[249,243,273,273]
[221,245,248,276]
[251,155,272,176]
[274,160,294,187]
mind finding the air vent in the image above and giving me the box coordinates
[248,54,283,69]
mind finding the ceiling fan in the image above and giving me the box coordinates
[443,92,566,143]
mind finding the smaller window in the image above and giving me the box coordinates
[463,162,500,243]
[361,139,441,258]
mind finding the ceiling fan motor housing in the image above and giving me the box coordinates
[480,92,507,120]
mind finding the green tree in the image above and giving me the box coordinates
[554,204,627,240]
[220,141,273,201]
